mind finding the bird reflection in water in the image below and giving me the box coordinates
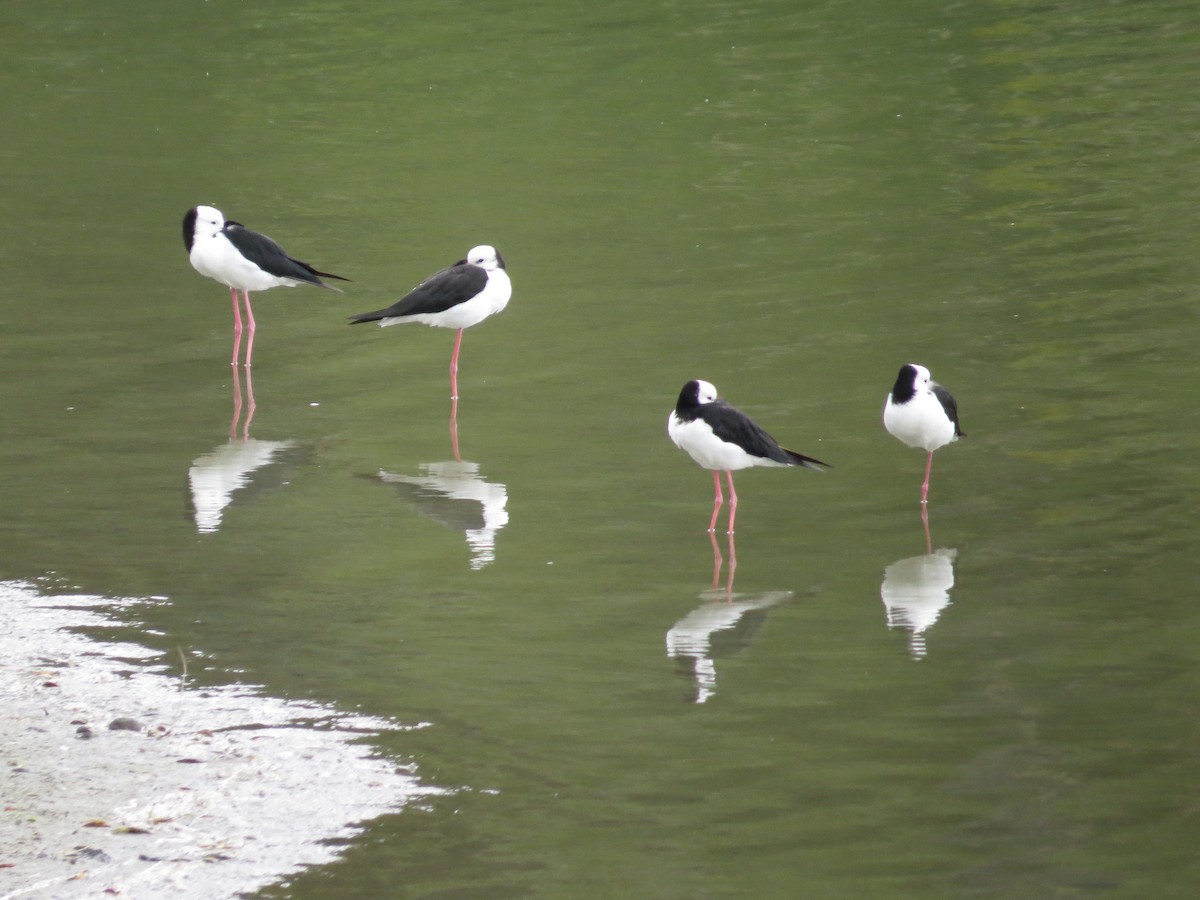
[879,508,957,659]
[666,532,792,703]
[370,390,509,569]
[372,460,508,570]
[187,367,298,533]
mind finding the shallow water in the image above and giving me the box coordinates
[1,0,1198,896]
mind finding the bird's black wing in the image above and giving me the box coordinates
[348,262,486,323]
[703,401,829,470]
[931,384,965,437]
[224,222,348,289]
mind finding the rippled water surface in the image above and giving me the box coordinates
[1,0,1197,896]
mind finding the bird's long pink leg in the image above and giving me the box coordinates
[449,396,461,461]
[920,451,934,504]
[725,471,738,535]
[242,290,257,368]
[708,470,723,532]
[229,287,243,367]
[449,328,464,399]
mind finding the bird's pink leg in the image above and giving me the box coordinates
[449,396,461,462]
[229,288,243,367]
[449,328,464,399]
[725,471,738,535]
[920,451,934,504]
[708,470,724,532]
[921,504,932,555]
[242,290,257,368]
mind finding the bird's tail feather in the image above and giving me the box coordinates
[785,449,831,471]
[294,259,350,290]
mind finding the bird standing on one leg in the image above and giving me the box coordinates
[668,379,829,534]
[347,246,510,400]
[183,205,348,368]
[883,363,965,504]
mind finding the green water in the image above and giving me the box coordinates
[2,0,1197,896]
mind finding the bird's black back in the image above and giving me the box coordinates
[931,384,965,438]
[224,222,348,287]
[348,261,487,323]
[703,402,828,469]
[703,401,795,464]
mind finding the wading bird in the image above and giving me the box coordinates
[668,379,829,534]
[883,363,965,504]
[348,246,510,399]
[184,205,348,367]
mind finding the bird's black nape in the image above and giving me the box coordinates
[182,207,197,252]
[890,364,919,403]
[675,379,703,412]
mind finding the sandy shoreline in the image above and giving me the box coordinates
[0,581,435,899]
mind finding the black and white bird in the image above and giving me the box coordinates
[668,379,829,534]
[348,246,511,399]
[883,363,965,504]
[183,205,348,367]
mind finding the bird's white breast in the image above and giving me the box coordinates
[883,391,957,452]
